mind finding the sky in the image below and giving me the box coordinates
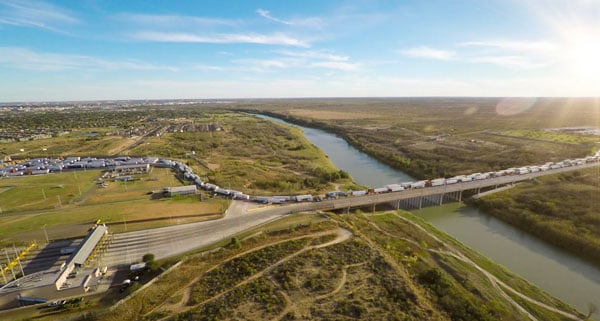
[1,0,600,102]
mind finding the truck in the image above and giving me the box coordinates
[60,247,76,255]
[373,187,389,194]
[430,178,446,187]
[350,190,368,196]
[293,194,314,202]
[326,191,345,198]
[410,181,427,189]
[385,184,404,192]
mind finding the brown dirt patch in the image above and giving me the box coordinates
[288,109,381,120]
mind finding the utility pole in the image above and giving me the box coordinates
[0,263,7,284]
[4,249,15,280]
[42,224,49,244]
[42,188,46,200]
[12,244,24,277]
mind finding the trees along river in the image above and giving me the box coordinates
[257,114,600,313]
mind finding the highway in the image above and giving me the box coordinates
[98,201,305,267]
[98,161,600,268]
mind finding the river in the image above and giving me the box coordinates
[258,113,600,312]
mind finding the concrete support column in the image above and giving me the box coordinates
[418,197,423,209]
[439,193,444,205]
[458,190,462,202]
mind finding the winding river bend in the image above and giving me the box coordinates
[258,114,600,312]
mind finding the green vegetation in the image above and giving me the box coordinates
[237,98,598,178]
[0,170,226,243]
[0,108,348,243]
[187,238,309,305]
[470,168,600,265]
[0,170,101,213]
[502,129,600,144]
[232,98,600,268]
[46,212,584,321]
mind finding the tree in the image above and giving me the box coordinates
[142,253,155,263]
[142,253,158,271]
[230,237,241,249]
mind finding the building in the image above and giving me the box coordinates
[112,164,150,175]
[54,225,108,290]
[163,185,197,197]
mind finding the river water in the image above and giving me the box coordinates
[258,114,600,312]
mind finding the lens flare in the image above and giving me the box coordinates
[495,97,537,116]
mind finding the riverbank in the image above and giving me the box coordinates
[244,108,600,270]
[250,110,600,313]
[468,168,600,266]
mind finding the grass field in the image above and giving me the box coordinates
[0,166,228,243]
[26,211,583,321]
[0,170,102,213]
[0,109,346,246]
[127,111,352,194]
[0,128,132,158]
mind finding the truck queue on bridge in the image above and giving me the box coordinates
[171,150,600,205]
[2,150,600,206]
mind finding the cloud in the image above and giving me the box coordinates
[256,8,324,28]
[277,50,349,61]
[400,47,455,60]
[231,58,300,72]
[459,40,558,70]
[131,31,309,47]
[190,64,224,71]
[115,13,238,27]
[232,49,359,72]
[458,41,557,54]
[256,9,292,25]
[401,40,558,70]
[0,0,77,33]
[0,47,178,72]
[309,61,359,71]
[470,55,548,70]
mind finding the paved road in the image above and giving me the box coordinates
[98,202,308,267]
[98,161,600,268]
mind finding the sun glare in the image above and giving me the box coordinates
[563,28,600,81]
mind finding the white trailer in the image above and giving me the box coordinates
[410,181,426,189]
[430,178,445,187]
[445,178,458,185]
[293,194,314,202]
[351,190,368,196]
[373,187,389,194]
[385,184,405,192]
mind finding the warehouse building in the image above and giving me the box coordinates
[163,185,197,197]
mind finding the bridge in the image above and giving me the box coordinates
[274,161,600,214]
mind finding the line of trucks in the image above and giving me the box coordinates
[172,151,600,205]
[3,152,598,205]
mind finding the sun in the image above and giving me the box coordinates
[562,27,600,81]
